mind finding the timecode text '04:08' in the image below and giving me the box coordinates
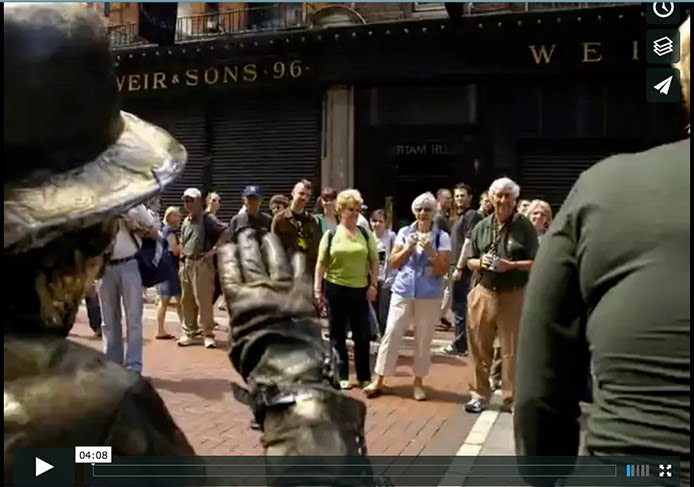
[75,446,113,464]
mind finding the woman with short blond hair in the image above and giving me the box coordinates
[155,206,184,339]
[526,199,552,240]
[314,189,379,390]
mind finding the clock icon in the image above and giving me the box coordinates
[647,1,680,24]
[653,2,675,19]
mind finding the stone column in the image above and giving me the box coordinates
[321,85,354,190]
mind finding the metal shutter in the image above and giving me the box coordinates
[209,92,321,223]
[158,111,208,213]
[122,102,208,214]
[518,141,631,211]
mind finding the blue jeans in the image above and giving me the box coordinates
[450,276,469,353]
[99,258,144,373]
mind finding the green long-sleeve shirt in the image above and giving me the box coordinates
[515,139,690,486]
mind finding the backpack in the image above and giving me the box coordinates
[128,231,175,288]
[326,226,372,260]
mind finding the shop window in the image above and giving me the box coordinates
[205,2,222,33]
[372,85,478,127]
[246,2,302,31]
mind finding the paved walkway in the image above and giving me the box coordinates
[70,304,478,457]
[457,392,589,458]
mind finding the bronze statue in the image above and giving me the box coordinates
[219,230,368,457]
[4,3,194,482]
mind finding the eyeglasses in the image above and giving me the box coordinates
[414,207,432,213]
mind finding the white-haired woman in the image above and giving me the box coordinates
[364,192,451,401]
[156,206,184,339]
[516,18,690,473]
[526,199,552,240]
[464,177,538,414]
[314,189,379,390]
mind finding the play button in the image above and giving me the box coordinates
[35,458,53,477]
[12,448,74,486]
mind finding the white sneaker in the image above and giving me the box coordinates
[413,386,427,401]
[177,335,197,347]
[204,337,216,349]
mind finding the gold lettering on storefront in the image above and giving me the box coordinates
[528,44,557,64]
[118,60,304,93]
[528,41,641,65]
[581,42,602,63]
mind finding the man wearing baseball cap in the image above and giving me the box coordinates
[179,187,229,348]
[230,185,272,236]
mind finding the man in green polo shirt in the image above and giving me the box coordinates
[465,177,538,414]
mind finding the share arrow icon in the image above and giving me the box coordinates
[654,76,673,95]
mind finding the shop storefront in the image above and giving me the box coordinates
[346,5,688,217]
[114,3,689,219]
[117,54,323,221]
[207,91,321,221]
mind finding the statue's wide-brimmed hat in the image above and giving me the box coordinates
[4,3,186,252]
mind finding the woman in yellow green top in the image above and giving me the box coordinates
[314,189,379,390]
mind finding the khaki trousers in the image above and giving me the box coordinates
[467,284,524,405]
[180,257,216,338]
[490,337,502,382]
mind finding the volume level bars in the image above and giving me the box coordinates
[627,465,650,477]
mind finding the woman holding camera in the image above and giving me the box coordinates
[364,192,451,401]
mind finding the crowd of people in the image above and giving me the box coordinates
[86,170,556,415]
[7,4,689,482]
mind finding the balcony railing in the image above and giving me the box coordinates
[108,23,147,49]
[176,4,305,42]
[108,2,637,49]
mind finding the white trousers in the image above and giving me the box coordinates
[374,294,440,378]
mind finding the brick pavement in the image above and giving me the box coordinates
[70,305,477,457]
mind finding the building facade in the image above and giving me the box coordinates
[110,3,689,222]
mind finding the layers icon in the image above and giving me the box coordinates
[653,36,674,57]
